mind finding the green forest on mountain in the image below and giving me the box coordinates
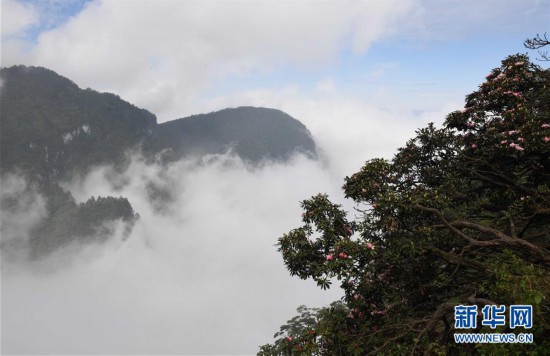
[0,65,316,257]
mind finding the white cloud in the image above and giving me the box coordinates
[2,153,348,354]
[0,174,48,263]
[2,0,418,121]
[0,95,463,354]
[0,93,461,353]
[201,84,461,177]
[2,0,547,123]
[0,0,38,37]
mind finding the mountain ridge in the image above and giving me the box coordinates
[149,106,316,163]
[0,65,317,257]
[0,65,316,180]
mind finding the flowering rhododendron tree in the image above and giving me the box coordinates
[260,52,549,355]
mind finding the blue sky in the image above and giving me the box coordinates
[16,0,94,41]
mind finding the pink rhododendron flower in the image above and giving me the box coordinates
[287,336,293,341]
[515,145,524,151]
[338,252,348,259]
[471,143,477,149]
[518,137,524,142]
[326,254,334,261]
[503,91,522,98]
[542,123,550,128]
[501,140,508,144]
[367,242,375,250]
[544,137,550,143]
[510,143,517,148]
[509,130,518,135]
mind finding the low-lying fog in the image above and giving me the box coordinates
[1,102,450,354]
[2,151,347,354]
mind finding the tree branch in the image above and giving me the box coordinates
[426,246,491,272]
[450,220,550,263]
[525,33,550,61]
[415,205,478,245]
[417,205,550,264]
[500,211,517,238]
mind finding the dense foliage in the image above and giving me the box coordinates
[260,53,550,354]
[30,186,138,258]
[0,65,157,180]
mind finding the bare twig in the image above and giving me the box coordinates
[525,33,550,61]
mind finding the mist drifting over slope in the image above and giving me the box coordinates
[0,88,455,354]
[2,151,349,354]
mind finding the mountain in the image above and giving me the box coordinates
[148,106,316,163]
[0,65,157,181]
[0,66,316,180]
[27,184,138,259]
[0,65,317,257]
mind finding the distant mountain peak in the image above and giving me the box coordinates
[148,106,316,163]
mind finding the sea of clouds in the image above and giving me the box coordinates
[0,88,457,354]
[2,151,351,354]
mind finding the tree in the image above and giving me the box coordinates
[525,33,550,61]
[260,53,550,354]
